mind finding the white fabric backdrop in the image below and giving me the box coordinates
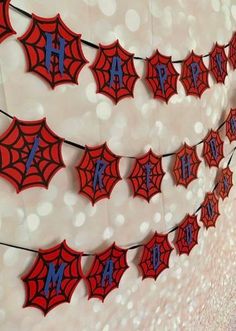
[0,0,236,330]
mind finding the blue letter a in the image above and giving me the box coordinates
[152,244,160,271]
[101,259,113,287]
[44,262,66,297]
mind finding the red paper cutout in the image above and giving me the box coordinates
[139,232,173,280]
[0,117,65,192]
[226,108,236,142]
[175,214,200,255]
[85,243,129,301]
[202,130,224,168]
[0,0,16,43]
[209,43,228,83]
[145,50,179,103]
[200,192,220,228]
[18,13,88,89]
[180,51,209,97]
[90,40,139,104]
[21,240,84,315]
[229,32,236,69]
[217,167,233,200]
[76,143,121,205]
[173,143,201,188]
[128,149,165,202]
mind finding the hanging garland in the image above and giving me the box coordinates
[0,2,236,103]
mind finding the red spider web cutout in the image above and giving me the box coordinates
[202,130,224,168]
[145,49,179,103]
[173,143,201,188]
[175,214,200,255]
[226,108,236,142]
[127,149,165,202]
[229,32,236,69]
[0,117,65,192]
[85,243,129,301]
[0,0,16,43]
[139,232,173,280]
[90,40,139,104]
[200,192,220,229]
[180,51,209,98]
[75,142,121,205]
[18,13,88,89]
[21,240,84,315]
[217,167,233,200]
[209,43,228,84]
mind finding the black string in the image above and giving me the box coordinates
[64,139,85,150]
[0,109,13,119]
[0,242,37,253]
[9,4,231,63]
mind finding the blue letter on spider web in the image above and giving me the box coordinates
[152,244,160,271]
[209,138,218,160]
[156,64,167,94]
[93,160,107,191]
[190,62,200,88]
[44,262,66,297]
[216,54,222,75]
[25,135,40,174]
[207,201,214,219]
[144,163,152,190]
[45,33,65,74]
[101,259,114,287]
[230,117,236,134]
[109,56,123,88]
[181,155,191,179]
[185,224,192,245]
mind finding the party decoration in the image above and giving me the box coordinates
[175,214,200,255]
[0,0,16,43]
[0,117,65,192]
[226,108,236,142]
[139,232,173,280]
[209,43,228,83]
[85,243,129,301]
[21,240,84,315]
[18,13,88,88]
[200,192,220,228]
[145,50,179,103]
[173,143,201,188]
[217,167,233,200]
[180,51,209,97]
[229,32,236,69]
[76,143,121,205]
[202,130,224,167]
[127,149,165,202]
[90,40,139,104]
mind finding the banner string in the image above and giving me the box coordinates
[0,144,234,256]
[9,3,230,63]
[0,109,227,159]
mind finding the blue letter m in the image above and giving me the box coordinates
[44,262,66,297]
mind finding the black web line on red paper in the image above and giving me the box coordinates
[9,3,230,63]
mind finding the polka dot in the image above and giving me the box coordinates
[26,214,40,232]
[3,248,19,267]
[98,0,116,16]
[74,212,86,227]
[115,214,125,226]
[37,202,53,216]
[194,122,203,134]
[232,5,236,20]
[211,0,220,12]
[140,222,149,233]
[127,301,133,309]
[186,190,193,200]
[86,83,97,103]
[125,9,140,32]
[64,191,78,206]
[165,212,172,223]
[154,212,161,223]
[96,102,112,120]
[103,227,114,239]
[155,121,164,134]
[102,324,110,331]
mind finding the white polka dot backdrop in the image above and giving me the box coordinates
[0,0,235,331]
